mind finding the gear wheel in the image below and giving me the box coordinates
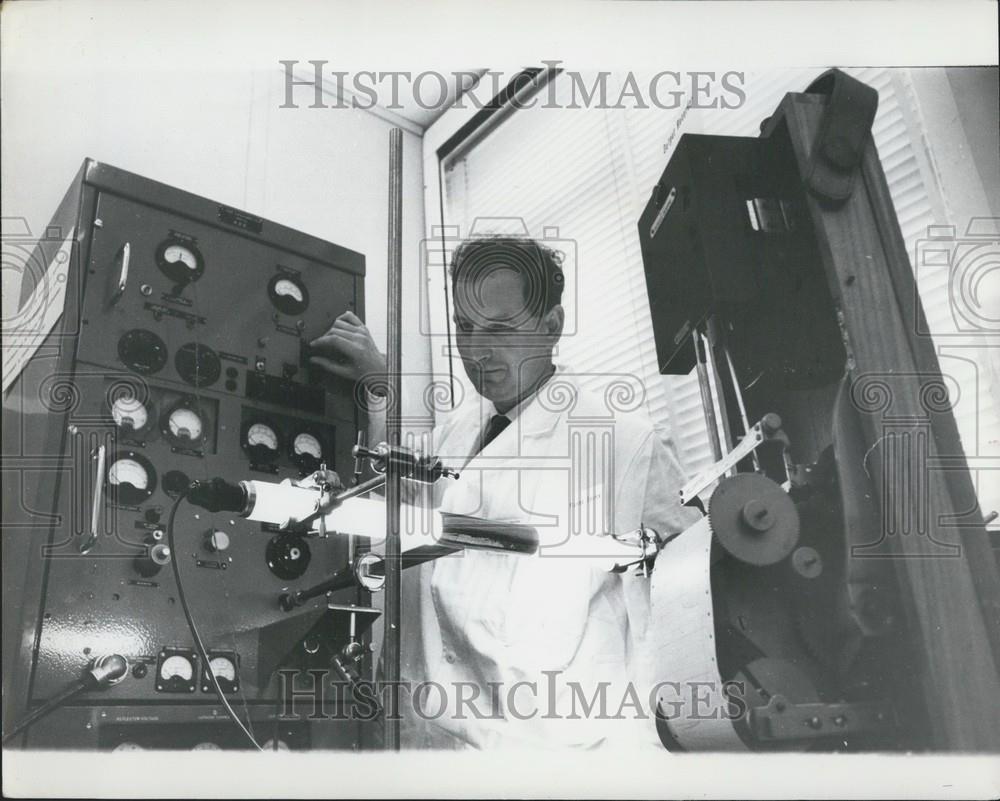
[708,473,799,565]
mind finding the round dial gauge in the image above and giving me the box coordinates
[290,431,323,473]
[274,278,304,303]
[163,244,198,273]
[106,451,156,505]
[174,342,221,388]
[167,407,203,442]
[118,329,168,375]
[111,396,149,433]
[156,239,204,284]
[109,458,148,490]
[267,274,309,315]
[247,422,278,450]
[293,433,322,459]
[159,654,193,681]
[208,656,236,683]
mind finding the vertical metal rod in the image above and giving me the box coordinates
[383,127,404,750]
[703,323,735,456]
[693,330,723,462]
[724,344,761,473]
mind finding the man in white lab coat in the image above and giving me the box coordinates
[309,236,696,749]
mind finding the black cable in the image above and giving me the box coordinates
[165,488,262,751]
[2,679,87,746]
[2,654,129,746]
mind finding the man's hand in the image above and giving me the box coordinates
[308,311,387,394]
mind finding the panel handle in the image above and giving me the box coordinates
[79,444,106,554]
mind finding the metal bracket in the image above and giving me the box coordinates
[749,695,896,742]
[681,421,765,505]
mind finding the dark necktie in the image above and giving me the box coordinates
[478,414,511,454]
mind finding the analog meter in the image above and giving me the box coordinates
[156,238,205,284]
[106,451,156,506]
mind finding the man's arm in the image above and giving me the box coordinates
[308,308,389,462]
[308,310,387,395]
[309,310,447,504]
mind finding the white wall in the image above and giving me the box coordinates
[1,64,430,387]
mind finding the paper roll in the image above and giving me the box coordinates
[649,516,748,750]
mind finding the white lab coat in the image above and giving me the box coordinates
[372,366,697,749]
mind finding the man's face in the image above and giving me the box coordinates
[453,266,562,409]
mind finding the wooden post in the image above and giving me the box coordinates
[773,93,1000,750]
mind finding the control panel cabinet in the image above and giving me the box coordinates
[3,160,371,750]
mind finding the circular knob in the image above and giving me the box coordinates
[135,542,171,577]
[205,530,230,553]
[761,412,783,433]
[150,543,171,565]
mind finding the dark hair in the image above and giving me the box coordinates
[449,236,565,322]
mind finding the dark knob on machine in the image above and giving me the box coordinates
[135,533,172,577]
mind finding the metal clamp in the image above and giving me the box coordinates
[610,525,660,576]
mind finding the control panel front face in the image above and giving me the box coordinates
[29,187,365,708]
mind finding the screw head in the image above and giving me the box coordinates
[741,500,774,531]
[792,546,823,579]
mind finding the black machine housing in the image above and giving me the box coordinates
[638,76,1000,751]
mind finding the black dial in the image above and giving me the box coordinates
[175,343,221,388]
[266,533,311,580]
[156,239,205,285]
[162,470,191,498]
[118,329,168,375]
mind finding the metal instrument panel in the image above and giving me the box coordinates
[7,161,368,737]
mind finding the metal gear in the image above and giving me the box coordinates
[708,473,800,566]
